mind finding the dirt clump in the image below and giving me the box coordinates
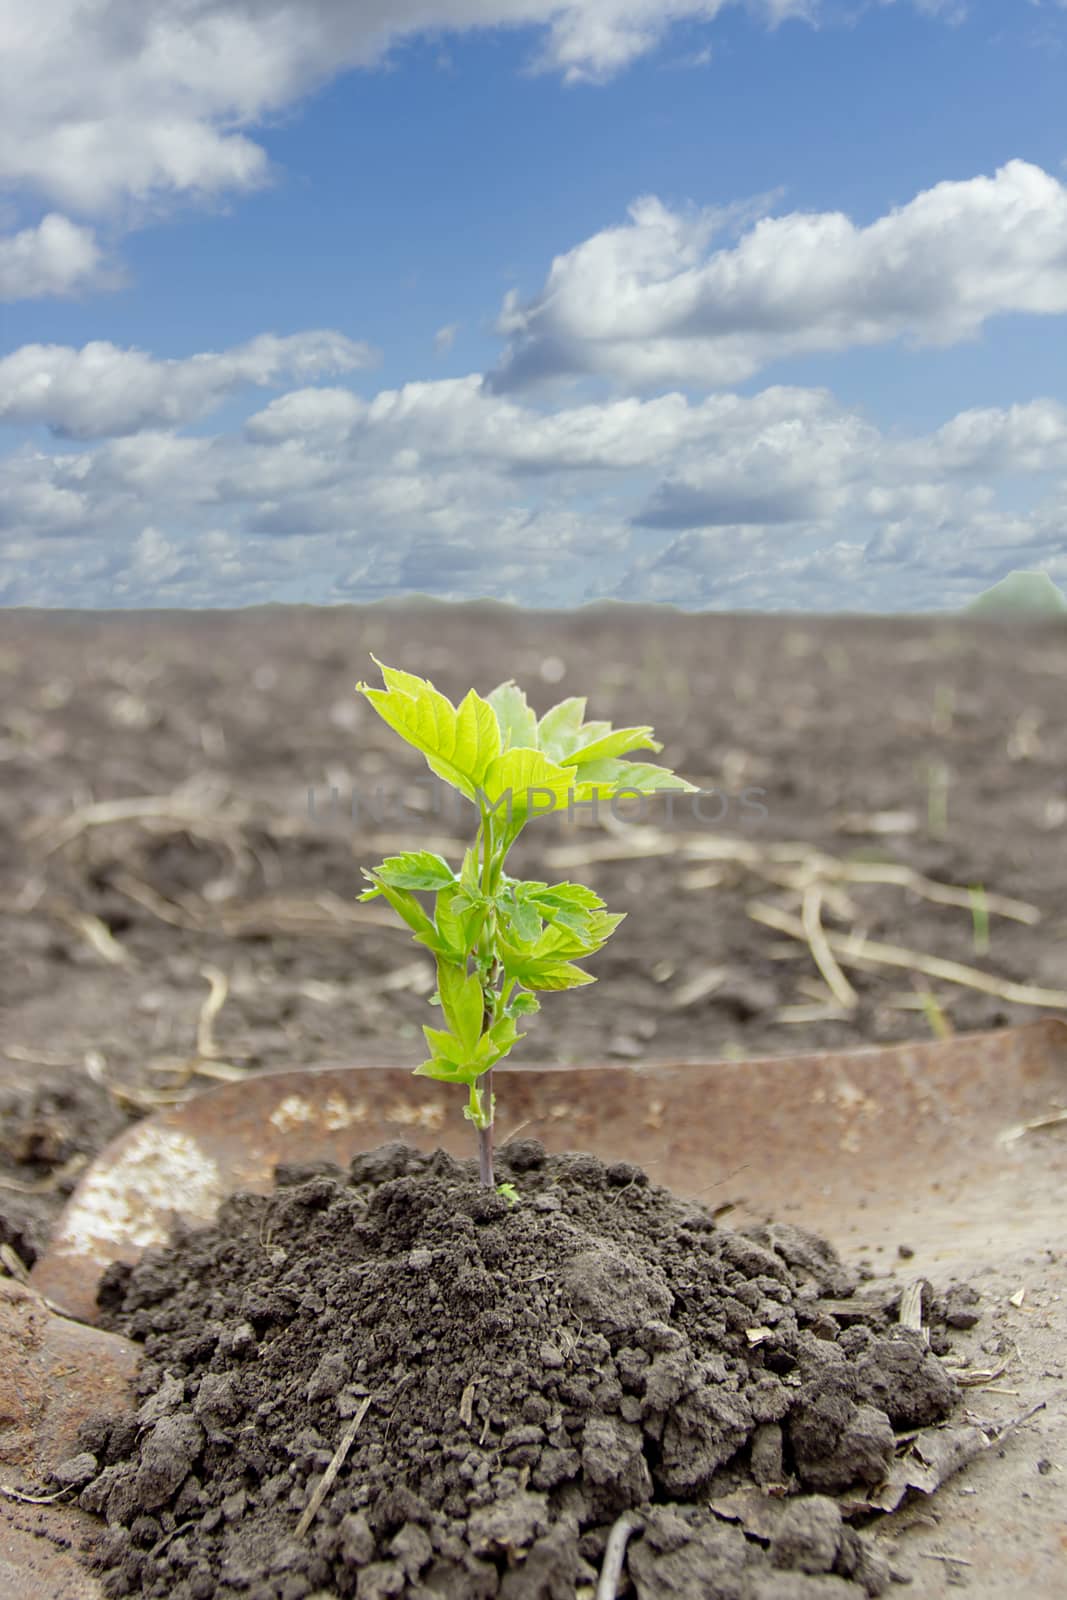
[69,1140,965,1598]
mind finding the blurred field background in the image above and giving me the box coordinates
[2,602,1066,1258]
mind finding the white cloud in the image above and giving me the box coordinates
[3,344,1066,607]
[0,213,115,300]
[901,400,1067,477]
[0,332,378,438]
[245,373,837,478]
[0,2,962,224]
[434,323,460,356]
[488,161,1067,392]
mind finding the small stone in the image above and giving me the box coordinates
[52,1452,99,1489]
[194,1372,242,1428]
[502,1138,546,1171]
[606,1161,648,1188]
[136,1372,184,1426]
[468,1491,550,1556]
[355,1561,405,1599]
[769,1496,843,1574]
[389,1521,433,1577]
[219,1321,257,1359]
[562,1247,671,1337]
[134,1415,205,1511]
[339,1511,375,1567]
[306,1352,348,1402]
[750,1424,785,1487]
[222,1489,247,1522]
[943,1283,981,1330]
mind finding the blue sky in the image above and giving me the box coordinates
[2,0,1067,610]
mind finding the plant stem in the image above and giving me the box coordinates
[477,1075,494,1188]
[474,806,500,1188]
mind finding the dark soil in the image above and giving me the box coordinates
[2,605,1066,1267]
[67,1140,967,1599]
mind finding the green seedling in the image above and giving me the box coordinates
[355,658,696,1187]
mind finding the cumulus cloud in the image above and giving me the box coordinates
[630,410,877,529]
[901,399,1067,477]
[487,161,1067,392]
[3,348,1066,607]
[0,213,116,300]
[0,1,960,223]
[0,332,378,439]
[245,373,841,480]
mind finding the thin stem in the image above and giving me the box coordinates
[474,806,501,1187]
[477,1088,494,1187]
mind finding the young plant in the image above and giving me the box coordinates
[355,658,696,1187]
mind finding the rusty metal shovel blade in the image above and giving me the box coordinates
[31,1018,1067,1325]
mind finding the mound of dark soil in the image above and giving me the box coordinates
[70,1141,965,1599]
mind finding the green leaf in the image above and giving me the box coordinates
[504,889,542,944]
[487,681,538,751]
[413,1054,473,1084]
[437,959,485,1052]
[482,1013,522,1064]
[508,991,541,1017]
[372,850,456,892]
[506,957,597,992]
[480,748,576,847]
[361,872,442,948]
[434,883,484,959]
[571,758,698,799]
[526,882,607,936]
[536,697,588,762]
[497,920,605,988]
[421,1025,472,1068]
[356,659,501,800]
[527,881,604,910]
[563,726,662,767]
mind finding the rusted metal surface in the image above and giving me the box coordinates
[0,1279,138,1479]
[31,1018,1067,1325]
[0,1499,104,1600]
[0,1279,135,1600]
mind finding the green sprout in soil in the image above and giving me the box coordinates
[355,658,696,1188]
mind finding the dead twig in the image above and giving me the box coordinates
[0,1153,87,1195]
[110,871,202,930]
[42,896,130,966]
[800,882,858,1010]
[23,791,250,856]
[1000,1107,1067,1143]
[196,965,229,1060]
[596,1512,642,1600]
[0,1482,73,1505]
[987,1399,1046,1442]
[294,1395,372,1539]
[149,1519,198,1560]
[0,1243,31,1282]
[833,860,1040,925]
[747,901,1067,1010]
[898,1281,928,1344]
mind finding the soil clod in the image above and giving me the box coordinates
[61,1142,973,1597]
